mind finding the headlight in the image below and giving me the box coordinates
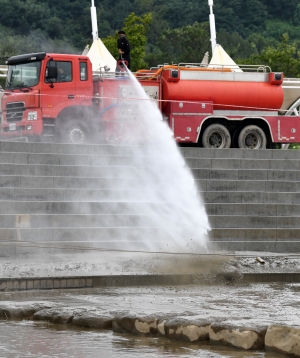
[28,111,37,120]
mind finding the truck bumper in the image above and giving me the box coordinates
[0,121,43,140]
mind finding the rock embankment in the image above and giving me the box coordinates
[0,301,299,357]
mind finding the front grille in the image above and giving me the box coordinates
[6,102,25,122]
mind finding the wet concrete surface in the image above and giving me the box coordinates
[0,283,299,328]
[0,251,233,278]
[1,250,300,278]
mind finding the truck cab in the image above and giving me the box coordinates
[1,52,94,142]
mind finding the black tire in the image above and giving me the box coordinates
[202,124,231,149]
[231,127,242,148]
[238,125,267,149]
[60,121,90,144]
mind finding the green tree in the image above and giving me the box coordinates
[0,29,77,58]
[145,22,210,67]
[243,33,300,77]
[213,0,268,37]
[103,12,152,71]
[262,0,299,21]
[217,29,258,59]
[246,33,274,54]
[0,0,51,34]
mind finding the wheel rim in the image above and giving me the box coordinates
[208,131,226,148]
[244,132,261,149]
[69,128,85,144]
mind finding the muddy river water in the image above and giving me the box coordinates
[0,320,283,358]
[0,283,298,357]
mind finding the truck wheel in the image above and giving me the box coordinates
[238,125,266,149]
[61,121,89,144]
[202,124,231,149]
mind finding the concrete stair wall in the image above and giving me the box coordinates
[0,141,299,255]
[181,147,300,252]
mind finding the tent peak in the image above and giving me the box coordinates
[208,44,242,72]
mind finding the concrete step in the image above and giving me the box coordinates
[0,201,169,215]
[0,214,299,229]
[3,173,300,198]
[0,227,169,242]
[180,147,300,160]
[186,158,300,170]
[209,215,300,228]
[2,175,300,192]
[199,180,300,192]
[0,142,136,156]
[1,228,299,252]
[0,201,299,217]
[0,175,147,189]
[205,203,300,216]
[1,162,300,184]
[0,152,157,167]
[0,187,299,204]
[2,152,300,171]
[0,188,170,202]
[191,168,300,181]
[0,214,167,228]
[203,192,300,204]
[2,141,299,160]
[207,240,298,253]
[210,227,300,240]
[0,163,150,177]
[0,150,299,172]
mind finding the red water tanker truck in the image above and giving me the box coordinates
[1,52,300,149]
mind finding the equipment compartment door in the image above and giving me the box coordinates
[171,115,198,143]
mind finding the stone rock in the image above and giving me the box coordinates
[0,302,55,319]
[33,307,84,325]
[265,325,300,357]
[209,322,268,350]
[157,319,166,336]
[112,313,158,335]
[164,317,211,342]
[72,310,113,329]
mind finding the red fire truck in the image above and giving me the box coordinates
[1,52,299,149]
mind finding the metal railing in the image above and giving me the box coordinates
[0,65,7,78]
[177,62,273,73]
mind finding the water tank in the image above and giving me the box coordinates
[162,69,284,111]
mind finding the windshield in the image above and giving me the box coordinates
[5,61,41,90]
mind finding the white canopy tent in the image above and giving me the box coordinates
[84,0,116,72]
[85,38,116,72]
[208,44,243,72]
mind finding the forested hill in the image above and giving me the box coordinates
[0,0,300,73]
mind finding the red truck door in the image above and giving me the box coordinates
[40,58,77,120]
[76,59,92,106]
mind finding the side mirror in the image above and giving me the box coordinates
[46,66,57,80]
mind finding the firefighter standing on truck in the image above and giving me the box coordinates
[117,30,130,70]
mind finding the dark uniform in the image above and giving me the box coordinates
[117,30,130,70]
